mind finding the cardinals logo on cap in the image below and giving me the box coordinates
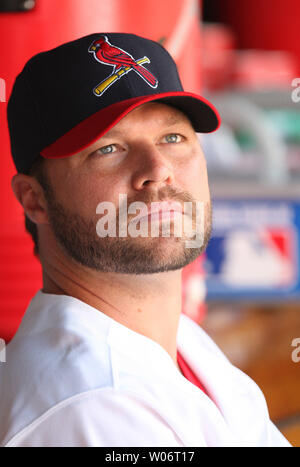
[88,35,159,97]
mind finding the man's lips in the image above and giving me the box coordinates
[129,201,184,224]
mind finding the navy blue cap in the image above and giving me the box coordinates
[7,32,220,174]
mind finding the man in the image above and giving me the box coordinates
[0,33,290,447]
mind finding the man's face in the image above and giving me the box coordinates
[41,102,212,274]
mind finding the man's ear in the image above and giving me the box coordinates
[11,174,49,225]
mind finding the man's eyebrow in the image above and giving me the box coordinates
[102,115,187,138]
[80,113,190,159]
[100,128,124,138]
[162,115,188,127]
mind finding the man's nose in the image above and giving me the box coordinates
[130,143,175,191]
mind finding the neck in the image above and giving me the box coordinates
[41,248,183,372]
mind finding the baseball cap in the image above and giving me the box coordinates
[7,32,221,174]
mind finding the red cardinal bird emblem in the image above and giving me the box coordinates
[88,36,158,96]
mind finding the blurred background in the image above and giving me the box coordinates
[0,0,299,446]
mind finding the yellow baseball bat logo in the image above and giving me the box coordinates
[93,57,150,96]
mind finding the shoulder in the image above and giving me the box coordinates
[0,300,113,446]
[4,387,183,447]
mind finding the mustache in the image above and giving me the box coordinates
[118,187,196,215]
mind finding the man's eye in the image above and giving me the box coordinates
[99,144,116,155]
[163,134,182,143]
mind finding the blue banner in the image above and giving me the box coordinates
[205,199,300,301]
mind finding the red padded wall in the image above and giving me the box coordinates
[217,0,300,73]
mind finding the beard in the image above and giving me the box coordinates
[41,175,212,275]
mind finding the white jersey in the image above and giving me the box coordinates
[0,290,291,447]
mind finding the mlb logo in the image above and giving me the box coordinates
[205,227,297,289]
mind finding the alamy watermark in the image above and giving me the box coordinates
[95,195,205,249]
[0,78,6,103]
[0,338,6,363]
[291,338,300,363]
[291,78,300,103]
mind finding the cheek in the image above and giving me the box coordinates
[65,174,126,218]
[177,149,210,202]
[47,161,124,216]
